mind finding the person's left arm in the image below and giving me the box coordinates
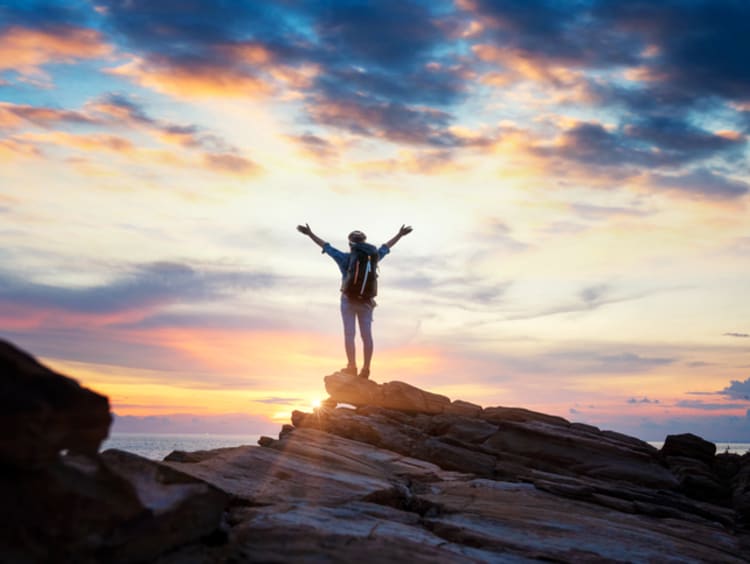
[384,224,413,249]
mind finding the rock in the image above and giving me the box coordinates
[0,452,144,563]
[424,414,498,444]
[324,371,450,414]
[661,433,717,464]
[4,340,749,562]
[732,454,750,525]
[99,449,230,563]
[0,340,111,469]
[166,416,747,563]
[481,405,570,427]
[164,428,461,507]
[481,419,678,489]
[0,340,230,564]
[663,455,730,503]
[445,399,482,418]
[324,371,383,404]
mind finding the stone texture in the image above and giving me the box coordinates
[662,432,717,464]
[162,408,748,563]
[324,370,450,413]
[4,340,750,562]
[0,341,230,563]
[0,339,111,469]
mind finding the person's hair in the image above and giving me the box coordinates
[348,230,366,244]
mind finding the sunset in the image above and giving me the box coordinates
[1,0,749,442]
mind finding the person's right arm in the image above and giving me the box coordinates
[297,223,327,249]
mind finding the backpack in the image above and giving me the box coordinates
[342,242,378,300]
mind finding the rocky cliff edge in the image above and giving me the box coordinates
[2,340,749,563]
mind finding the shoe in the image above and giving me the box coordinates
[358,367,370,379]
[340,365,357,377]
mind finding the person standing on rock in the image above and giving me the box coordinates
[296,223,413,380]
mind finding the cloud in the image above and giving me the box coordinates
[203,153,261,177]
[464,0,750,106]
[85,92,155,125]
[0,24,111,77]
[464,0,642,69]
[538,120,744,171]
[675,400,749,411]
[723,332,750,338]
[22,131,135,154]
[0,102,97,130]
[648,169,749,201]
[590,352,674,374]
[570,203,651,221]
[627,397,659,404]
[593,1,750,103]
[95,0,479,147]
[287,133,339,163]
[604,412,750,442]
[0,262,277,328]
[504,284,667,322]
[719,378,750,401]
[1,95,259,174]
[107,55,275,99]
[483,219,529,253]
[0,137,42,161]
[253,397,305,406]
[111,412,277,435]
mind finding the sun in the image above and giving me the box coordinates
[311,399,322,409]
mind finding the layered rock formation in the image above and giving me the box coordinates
[159,371,750,562]
[2,343,749,563]
[0,340,228,563]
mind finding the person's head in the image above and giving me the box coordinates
[348,230,366,246]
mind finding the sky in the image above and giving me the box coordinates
[1,0,749,441]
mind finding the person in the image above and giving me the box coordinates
[296,223,413,379]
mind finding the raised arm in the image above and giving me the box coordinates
[385,224,413,249]
[296,223,327,249]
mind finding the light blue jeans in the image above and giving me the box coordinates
[340,295,374,370]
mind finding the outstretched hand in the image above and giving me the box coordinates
[297,223,311,236]
[398,224,413,237]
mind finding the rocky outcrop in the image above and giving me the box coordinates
[324,371,454,414]
[3,347,750,563]
[156,372,750,562]
[0,340,229,563]
[0,340,111,469]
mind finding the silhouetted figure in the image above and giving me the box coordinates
[297,224,413,379]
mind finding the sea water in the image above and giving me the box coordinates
[101,433,262,461]
[101,434,749,462]
[648,442,750,455]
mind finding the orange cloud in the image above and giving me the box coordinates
[107,56,273,99]
[0,302,156,331]
[21,131,135,153]
[203,153,261,177]
[0,104,25,129]
[474,44,586,87]
[0,137,42,161]
[0,25,111,76]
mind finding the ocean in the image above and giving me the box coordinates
[102,433,750,462]
[101,433,263,461]
[648,442,749,455]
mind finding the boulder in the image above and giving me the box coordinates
[661,433,717,464]
[445,400,483,418]
[0,340,230,563]
[324,371,450,414]
[0,340,111,469]
[99,450,230,562]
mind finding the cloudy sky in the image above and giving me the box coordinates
[1,0,748,441]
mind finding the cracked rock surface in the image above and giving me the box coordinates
[161,371,750,563]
